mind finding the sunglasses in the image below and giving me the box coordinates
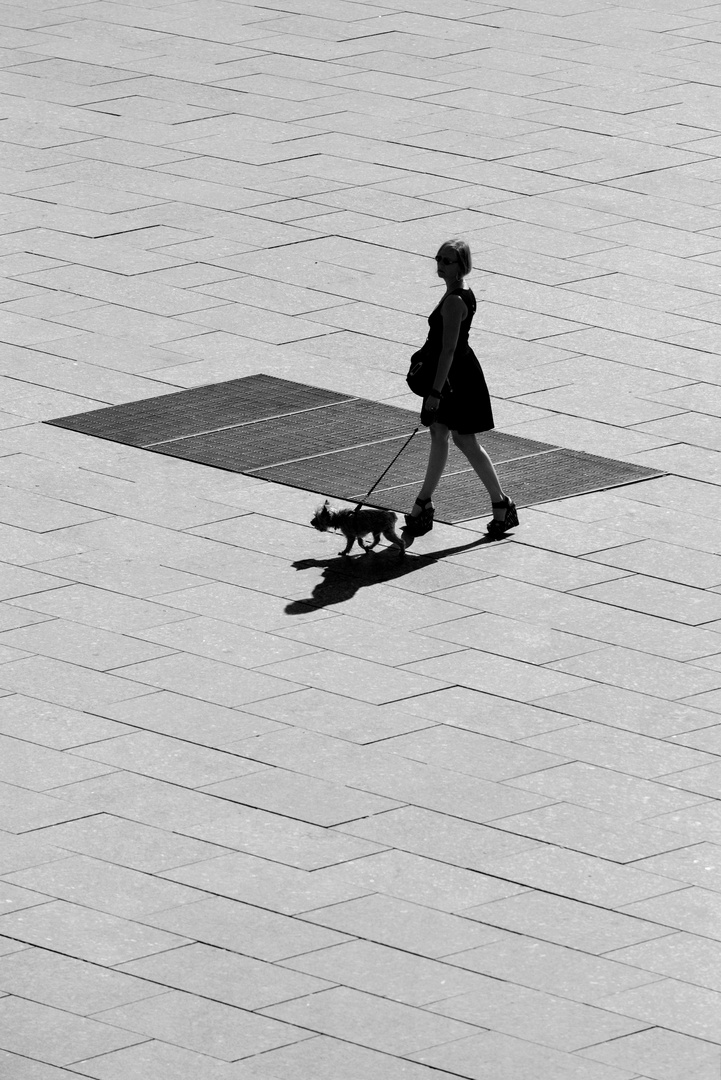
[435,255,457,265]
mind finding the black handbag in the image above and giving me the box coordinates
[406,341,439,397]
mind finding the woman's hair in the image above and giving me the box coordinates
[437,238,472,276]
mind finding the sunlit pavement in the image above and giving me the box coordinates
[1,2,721,1077]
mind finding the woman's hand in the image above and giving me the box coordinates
[420,390,441,426]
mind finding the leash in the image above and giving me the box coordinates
[354,425,421,515]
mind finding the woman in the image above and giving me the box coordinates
[402,238,518,546]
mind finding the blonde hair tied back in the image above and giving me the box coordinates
[437,238,472,277]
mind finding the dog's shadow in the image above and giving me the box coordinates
[285,533,497,613]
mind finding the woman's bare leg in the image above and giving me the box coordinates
[408,423,449,515]
[452,432,507,517]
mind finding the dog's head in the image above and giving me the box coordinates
[310,500,332,532]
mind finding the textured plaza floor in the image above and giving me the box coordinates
[1,1,721,1078]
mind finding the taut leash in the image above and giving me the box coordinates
[354,425,421,515]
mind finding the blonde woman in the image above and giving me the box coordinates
[402,239,518,545]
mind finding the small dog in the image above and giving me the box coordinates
[310,500,405,556]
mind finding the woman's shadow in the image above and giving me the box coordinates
[285,533,497,614]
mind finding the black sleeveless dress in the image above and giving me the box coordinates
[426,287,494,434]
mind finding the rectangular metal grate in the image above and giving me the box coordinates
[364,449,661,520]
[47,374,352,448]
[46,374,664,522]
[151,398,418,472]
[252,431,553,495]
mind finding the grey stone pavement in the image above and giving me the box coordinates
[1,0,721,1078]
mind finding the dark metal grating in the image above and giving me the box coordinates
[152,399,418,472]
[365,449,662,519]
[46,373,664,521]
[252,430,555,494]
[46,374,352,447]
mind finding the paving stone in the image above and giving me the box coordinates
[314,848,523,912]
[257,651,451,704]
[0,832,64,876]
[660,760,721,799]
[302,891,505,959]
[380,724,567,781]
[0,900,189,965]
[596,977,721,1041]
[136,616,320,668]
[426,976,646,1051]
[37,813,227,873]
[633,842,721,891]
[0,695,131,749]
[70,1041,243,1080]
[98,690,282,749]
[203,767,400,826]
[0,996,144,1067]
[31,552,208,600]
[0,618,174,670]
[587,539,721,589]
[0,1052,92,1080]
[394,687,575,740]
[260,984,482,1055]
[607,931,721,993]
[161,849,371,914]
[244,1034,463,1080]
[238,687,433,744]
[119,943,332,1010]
[522,722,715,779]
[337,804,541,867]
[179,803,384,870]
[72,731,263,788]
[94,990,312,1062]
[280,940,489,1006]
[402,649,592,701]
[490,801,693,862]
[122,581,331,631]
[506,761,706,819]
[409,1030,638,1080]
[273,615,464,666]
[578,1027,721,1080]
[0,655,151,711]
[6,854,208,919]
[622,886,721,940]
[0,781,85,833]
[0,947,163,1014]
[573,575,721,625]
[547,645,721,699]
[0,880,52,916]
[0,733,116,792]
[231,727,551,822]
[645,801,721,846]
[463,890,672,954]
[50,771,237,832]
[450,935,661,1002]
[468,844,683,907]
[113,653,304,707]
[144,896,351,962]
[0,565,73,602]
[534,683,721,736]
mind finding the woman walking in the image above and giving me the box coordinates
[402,238,518,546]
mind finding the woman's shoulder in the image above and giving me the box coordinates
[440,288,473,317]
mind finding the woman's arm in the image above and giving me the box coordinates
[424,294,465,412]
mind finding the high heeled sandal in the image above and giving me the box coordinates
[402,497,435,546]
[486,495,518,538]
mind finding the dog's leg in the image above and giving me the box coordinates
[365,532,381,550]
[339,533,355,556]
[383,526,406,554]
